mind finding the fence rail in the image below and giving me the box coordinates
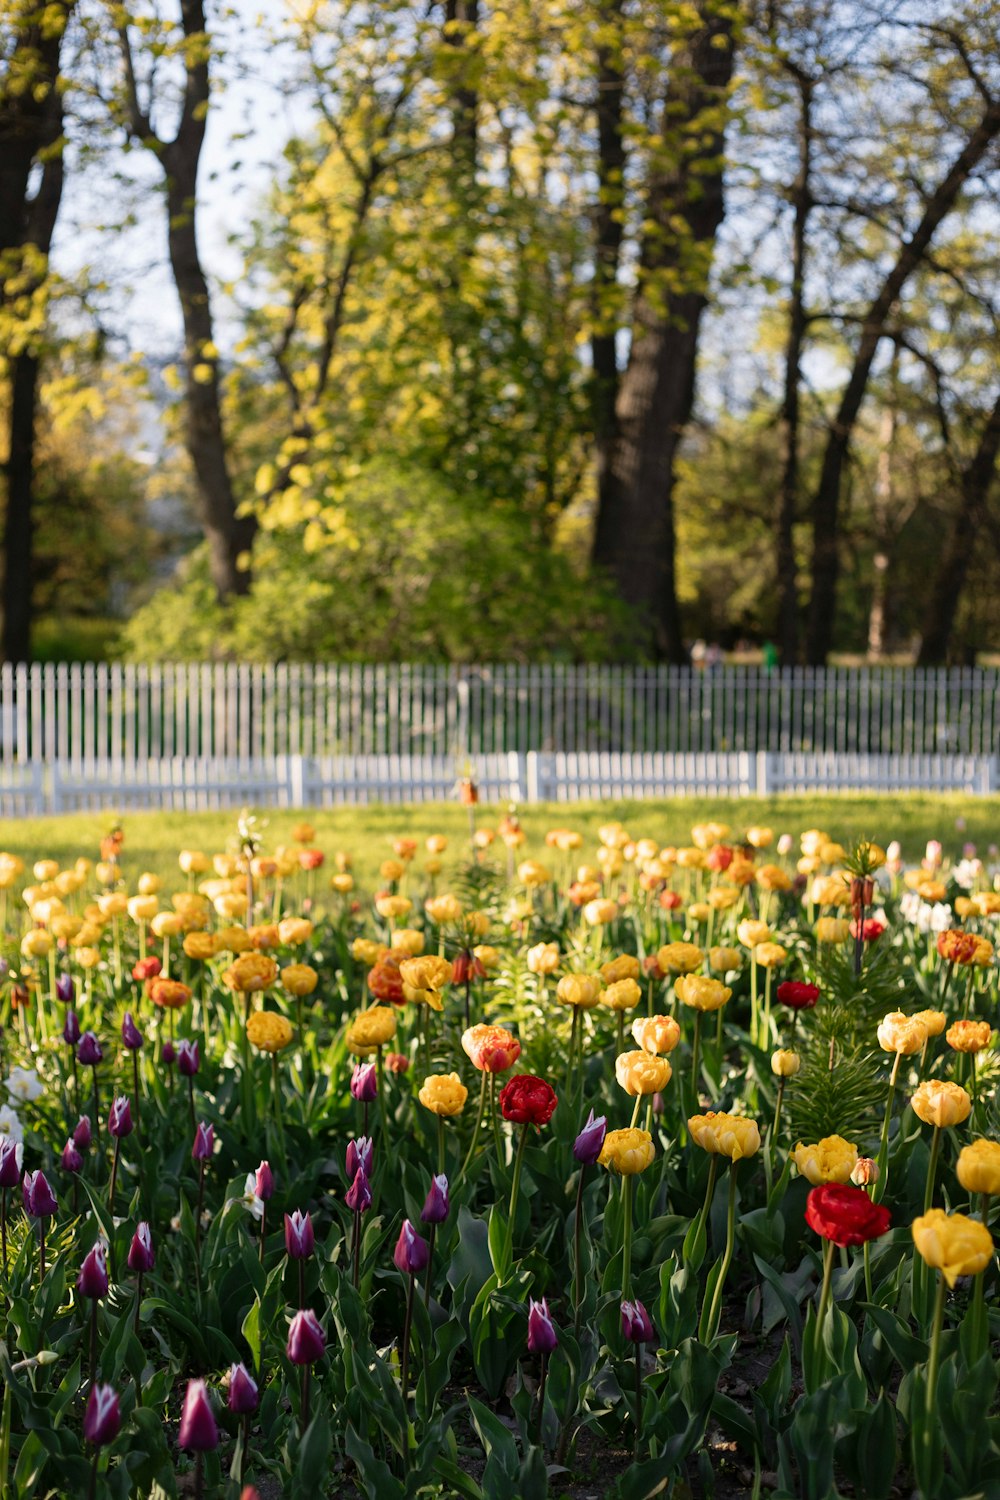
[1,662,999,764]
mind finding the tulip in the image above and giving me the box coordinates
[527,1297,557,1447]
[571,1110,607,1336]
[287,1308,325,1434]
[192,1122,213,1161]
[83,1383,121,1448]
[284,1209,314,1260]
[61,1138,83,1174]
[574,1109,607,1166]
[55,972,73,1005]
[394,1218,429,1416]
[622,1298,654,1455]
[63,1009,81,1046]
[178,1377,219,1452]
[127,1221,154,1334]
[78,1242,108,1300]
[228,1361,259,1414]
[73,1114,92,1151]
[255,1161,274,1200]
[420,1173,449,1225]
[23,1169,56,1279]
[345,1137,373,1181]
[191,1123,213,1283]
[345,1168,372,1289]
[108,1096,132,1139]
[121,1012,142,1049]
[177,1040,199,1077]
[0,1135,21,1267]
[78,1032,103,1144]
[350,1061,377,1103]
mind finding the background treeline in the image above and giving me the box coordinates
[1,0,998,665]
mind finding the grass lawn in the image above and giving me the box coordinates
[0,792,994,889]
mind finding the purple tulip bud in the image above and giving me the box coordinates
[284,1209,314,1260]
[420,1173,449,1225]
[121,1012,143,1050]
[344,1168,372,1214]
[55,973,74,1005]
[177,1378,219,1452]
[162,1039,177,1066]
[63,1010,81,1047]
[77,1032,102,1067]
[621,1298,655,1344]
[0,1137,23,1188]
[73,1115,92,1151]
[77,1242,109,1300]
[255,1161,274,1201]
[191,1122,213,1161]
[350,1062,378,1103]
[393,1219,429,1277]
[22,1169,57,1218]
[286,1307,325,1366]
[83,1384,121,1447]
[227,1361,259,1414]
[345,1136,373,1181]
[61,1138,83,1174]
[573,1109,607,1166]
[177,1039,199,1078]
[108,1096,133,1139]
[127,1221,155,1274]
[527,1297,558,1354]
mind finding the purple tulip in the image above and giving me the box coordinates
[393,1219,429,1277]
[345,1136,373,1181]
[527,1297,558,1354]
[420,1173,449,1225]
[127,1222,155,1274]
[177,1378,219,1452]
[77,1242,109,1300]
[344,1168,372,1215]
[573,1109,607,1166]
[22,1169,57,1218]
[55,973,74,1005]
[162,1039,177,1067]
[83,1384,121,1447]
[61,1138,83,1173]
[621,1298,655,1344]
[284,1209,314,1260]
[121,1012,143,1050]
[191,1122,214,1161]
[73,1115,92,1151]
[255,1161,274,1201]
[350,1062,378,1103]
[0,1138,22,1188]
[287,1308,325,1365]
[227,1361,259,1415]
[108,1096,133,1140]
[77,1032,102,1067]
[63,1010,81,1046]
[177,1040,199,1078]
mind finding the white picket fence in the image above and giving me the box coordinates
[0,750,994,817]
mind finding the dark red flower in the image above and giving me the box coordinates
[132,957,161,982]
[777,981,820,1012]
[452,950,486,985]
[498,1074,558,1127]
[805,1184,891,1247]
[706,844,734,872]
[658,890,683,911]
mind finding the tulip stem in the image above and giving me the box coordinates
[352,1208,361,1291]
[629,1096,641,1129]
[489,1073,503,1163]
[259,1203,266,1265]
[132,1051,141,1135]
[924,1274,946,1440]
[300,1365,310,1438]
[71,1050,79,1116]
[924,1125,942,1214]
[108,1138,121,1212]
[134,1271,143,1335]
[634,1342,643,1458]
[89,1296,98,1389]
[749,957,758,1048]
[618,1172,635,1301]
[194,1160,205,1293]
[506,1123,530,1271]
[536,1351,548,1448]
[459,1071,489,1183]
[572,1164,587,1339]
[240,1411,250,1492]
[194,1450,203,1500]
[874,1052,901,1202]
[437,1116,446,1178]
[815,1237,835,1335]
[0,1190,6,1279]
[771,1079,786,1151]
[91,1066,101,1147]
[424,1223,436,1307]
[400,1272,416,1451]
[690,1012,702,1111]
[87,1448,99,1500]
[700,1162,738,1343]
[39,1221,45,1281]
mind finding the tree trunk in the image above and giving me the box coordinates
[804,97,1000,664]
[2,353,38,662]
[775,72,813,666]
[917,390,1000,665]
[443,0,479,171]
[866,402,896,660]
[591,3,735,661]
[591,0,626,521]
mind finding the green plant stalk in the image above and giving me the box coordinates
[536,1351,548,1448]
[621,1173,634,1300]
[490,1073,503,1163]
[437,1115,446,1177]
[459,1070,489,1182]
[572,1164,587,1339]
[423,1223,436,1307]
[700,1161,738,1342]
[874,1051,902,1202]
[634,1342,643,1458]
[690,1011,702,1112]
[692,1154,719,1259]
[749,956,758,1047]
[762,967,773,1048]
[506,1122,530,1270]
[400,1272,416,1466]
[108,1136,121,1211]
[923,1125,942,1214]
[918,1273,947,1475]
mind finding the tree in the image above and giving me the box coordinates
[109,0,254,600]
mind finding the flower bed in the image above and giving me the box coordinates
[0,813,997,1498]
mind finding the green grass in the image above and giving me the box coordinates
[0,793,992,890]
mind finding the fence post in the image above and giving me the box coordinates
[287,755,307,808]
[525,752,540,803]
[756,750,770,796]
[510,751,527,802]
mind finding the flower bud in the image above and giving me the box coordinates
[108,1096,133,1139]
[287,1307,325,1365]
[350,1062,378,1102]
[127,1221,155,1273]
[284,1209,314,1259]
[61,1138,83,1174]
[83,1384,121,1447]
[77,1243,109,1300]
[55,973,74,1005]
[345,1137,373,1181]
[420,1173,449,1225]
[393,1219,429,1276]
[162,1039,177,1066]
[573,1109,607,1165]
[63,1010,81,1046]
[527,1297,558,1354]
[385,1052,409,1074]
[177,1040,199,1078]
[621,1298,655,1343]
[73,1115,92,1151]
[344,1168,372,1215]
[0,1138,23,1188]
[77,1032,103,1067]
[121,1012,143,1050]
[22,1169,57,1217]
[178,1378,219,1451]
[254,1161,274,1201]
[227,1362,259,1415]
[771,1049,800,1078]
[850,1157,880,1188]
